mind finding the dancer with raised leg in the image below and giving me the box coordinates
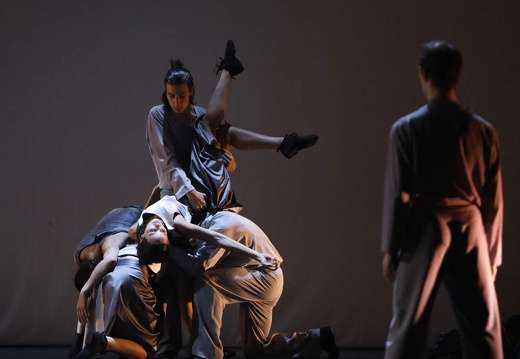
[145,40,338,359]
[146,40,320,359]
[146,40,318,213]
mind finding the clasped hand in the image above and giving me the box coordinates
[256,254,282,271]
[187,190,208,212]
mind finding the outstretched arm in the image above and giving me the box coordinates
[173,215,281,270]
[76,232,127,324]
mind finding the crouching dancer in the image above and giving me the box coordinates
[78,241,160,359]
[137,195,339,359]
[72,205,161,359]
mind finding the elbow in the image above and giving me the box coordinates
[128,227,137,240]
[213,235,228,248]
[105,257,118,270]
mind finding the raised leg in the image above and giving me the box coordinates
[205,69,233,133]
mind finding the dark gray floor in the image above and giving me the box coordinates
[0,346,384,359]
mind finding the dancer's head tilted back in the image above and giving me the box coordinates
[136,215,169,264]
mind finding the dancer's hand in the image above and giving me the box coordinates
[187,190,207,212]
[76,289,90,324]
[222,148,236,173]
[256,254,282,271]
[382,252,396,284]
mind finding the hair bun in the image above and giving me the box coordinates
[170,59,184,70]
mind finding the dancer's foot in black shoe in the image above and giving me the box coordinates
[223,348,236,358]
[215,40,244,77]
[320,327,339,359]
[76,344,93,359]
[157,348,180,359]
[277,133,318,158]
[77,331,108,359]
[68,332,84,359]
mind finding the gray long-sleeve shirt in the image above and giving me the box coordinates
[146,104,206,199]
[381,98,503,266]
[146,104,239,211]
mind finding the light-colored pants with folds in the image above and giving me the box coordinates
[190,211,321,359]
[384,203,503,359]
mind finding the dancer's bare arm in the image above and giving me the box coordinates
[173,215,281,270]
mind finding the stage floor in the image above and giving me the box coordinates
[0,346,385,359]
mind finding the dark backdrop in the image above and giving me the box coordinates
[1,0,519,348]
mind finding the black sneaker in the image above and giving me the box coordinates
[223,348,236,358]
[77,332,108,359]
[320,327,339,359]
[68,333,84,359]
[215,40,244,77]
[277,133,318,158]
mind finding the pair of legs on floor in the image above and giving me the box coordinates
[385,203,503,359]
[185,211,333,359]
